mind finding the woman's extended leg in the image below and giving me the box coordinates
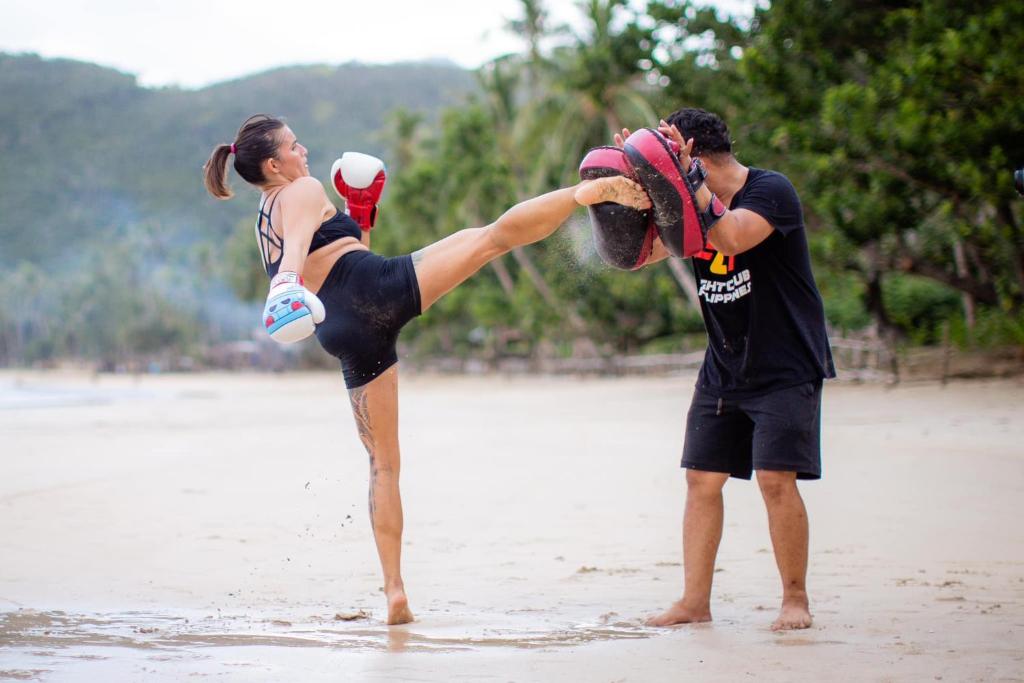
[347,365,413,625]
[412,177,650,311]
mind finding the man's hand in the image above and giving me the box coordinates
[657,119,694,169]
[613,127,633,148]
[616,121,695,169]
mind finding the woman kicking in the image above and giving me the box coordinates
[203,114,646,624]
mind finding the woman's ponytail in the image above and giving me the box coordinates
[202,114,285,200]
[203,143,235,199]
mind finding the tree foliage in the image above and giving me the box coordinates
[2,0,1022,367]
[738,0,1024,337]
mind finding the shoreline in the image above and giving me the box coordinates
[4,340,1021,385]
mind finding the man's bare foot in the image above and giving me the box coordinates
[575,176,652,210]
[645,600,712,627]
[771,595,812,631]
[386,586,414,625]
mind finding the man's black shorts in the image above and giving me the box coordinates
[681,381,823,480]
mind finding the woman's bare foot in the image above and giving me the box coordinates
[645,599,712,627]
[386,585,414,625]
[771,595,812,631]
[575,176,652,210]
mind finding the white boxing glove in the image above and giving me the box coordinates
[330,152,386,230]
[262,271,326,344]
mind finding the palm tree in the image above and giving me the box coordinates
[512,0,659,190]
[477,53,601,350]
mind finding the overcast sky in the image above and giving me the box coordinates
[0,0,756,89]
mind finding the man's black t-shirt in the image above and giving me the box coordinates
[692,167,836,399]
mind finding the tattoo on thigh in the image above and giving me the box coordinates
[411,249,425,266]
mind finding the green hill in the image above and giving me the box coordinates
[0,53,476,266]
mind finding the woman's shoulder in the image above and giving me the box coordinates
[281,175,328,201]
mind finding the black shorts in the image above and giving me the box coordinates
[681,381,823,480]
[314,251,422,389]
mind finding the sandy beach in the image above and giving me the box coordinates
[1,369,1022,681]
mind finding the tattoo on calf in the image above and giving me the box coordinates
[368,471,376,521]
[349,386,378,522]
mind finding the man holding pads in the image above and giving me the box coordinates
[616,108,835,630]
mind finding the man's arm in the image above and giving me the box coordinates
[704,207,775,256]
[640,211,772,263]
[622,123,775,257]
[653,122,776,256]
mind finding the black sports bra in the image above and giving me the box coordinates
[255,192,363,277]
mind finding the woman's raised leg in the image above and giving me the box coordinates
[347,365,413,625]
[412,177,650,311]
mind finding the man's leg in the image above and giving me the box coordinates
[647,469,730,626]
[756,470,812,630]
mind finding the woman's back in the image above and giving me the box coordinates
[256,192,363,278]
[254,179,368,293]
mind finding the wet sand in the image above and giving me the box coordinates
[1,370,1022,681]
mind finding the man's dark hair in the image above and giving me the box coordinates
[664,108,732,158]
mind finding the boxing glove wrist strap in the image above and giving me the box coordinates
[270,271,304,289]
[687,158,708,190]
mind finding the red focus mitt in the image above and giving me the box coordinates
[578,146,657,270]
[622,128,725,258]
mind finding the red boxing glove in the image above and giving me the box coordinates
[330,152,386,230]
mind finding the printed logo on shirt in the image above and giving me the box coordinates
[696,249,752,304]
[695,248,735,275]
